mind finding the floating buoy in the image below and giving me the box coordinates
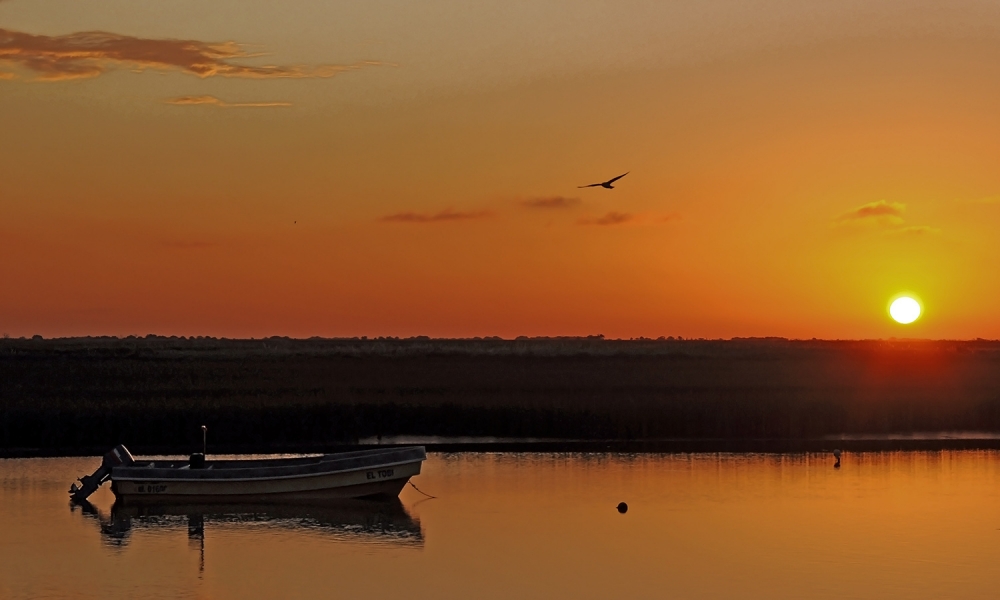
[617,502,628,514]
[833,448,842,468]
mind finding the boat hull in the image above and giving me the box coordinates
[109,447,425,504]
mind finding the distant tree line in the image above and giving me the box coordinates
[2,336,1000,453]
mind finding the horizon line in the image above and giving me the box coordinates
[3,335,999,343]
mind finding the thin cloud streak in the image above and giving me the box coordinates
[166,95,291,108]
[577,212,633,226]
[520,196,581,209]
[0,28,385,81]
[887,225,941,236]
[838,200,905,222]
[834,200,940,235]
[379,208,493,223]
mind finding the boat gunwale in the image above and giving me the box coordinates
[112,457,423,484]
[111,446,426,483]
[129,446,421,468]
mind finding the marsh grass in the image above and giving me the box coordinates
[2,336,1000,452]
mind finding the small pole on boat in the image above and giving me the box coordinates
[201,425,207,456]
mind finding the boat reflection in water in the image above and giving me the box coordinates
[73,497,424,553]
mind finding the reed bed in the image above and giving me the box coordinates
[3,337,1000,453]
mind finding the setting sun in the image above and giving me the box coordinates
[890,297,921,324]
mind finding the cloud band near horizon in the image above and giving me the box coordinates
[520,196,581,209]
[838,200,905,222]
[0,27,385,81]
[577,212,633,226]
[166,95,291,108]
[379,208,493,223]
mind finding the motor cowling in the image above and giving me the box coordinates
[69,444,135,502]
[103,445,135,469]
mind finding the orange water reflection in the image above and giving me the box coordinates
[2,452,999,599]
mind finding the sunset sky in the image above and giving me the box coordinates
[3,0,1000,339]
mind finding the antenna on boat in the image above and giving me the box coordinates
[201,425,207,456]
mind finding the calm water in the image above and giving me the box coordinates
[2,452,1000,599]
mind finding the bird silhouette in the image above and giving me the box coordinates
[578,172,629,189]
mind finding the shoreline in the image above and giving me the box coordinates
[6,436,1000,459]
[7,337,1000,454]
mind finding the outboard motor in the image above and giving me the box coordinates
[69,445,135,502]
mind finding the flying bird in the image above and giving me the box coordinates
[578,172,629,189]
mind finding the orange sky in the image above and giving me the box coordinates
[2,0,1000,339]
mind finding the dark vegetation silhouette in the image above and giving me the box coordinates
[2,336,1000,455]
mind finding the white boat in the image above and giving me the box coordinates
[70,445,426,504]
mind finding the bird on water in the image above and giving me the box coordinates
[578,172,629,189]
[833,449,842,469]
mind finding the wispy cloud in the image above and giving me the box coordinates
[577,212,634,226]
[166,95,291,108]
[834,200,940,236]
[0,28,385,81]
[520,196,581,209]
[887,225,941,237]
[379,208,493,224]
[838,200,906,223]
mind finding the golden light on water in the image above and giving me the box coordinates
[889,297,921,324]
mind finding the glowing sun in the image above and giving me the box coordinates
[889,297,921,324]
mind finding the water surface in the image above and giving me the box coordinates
[2,452,999,599]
